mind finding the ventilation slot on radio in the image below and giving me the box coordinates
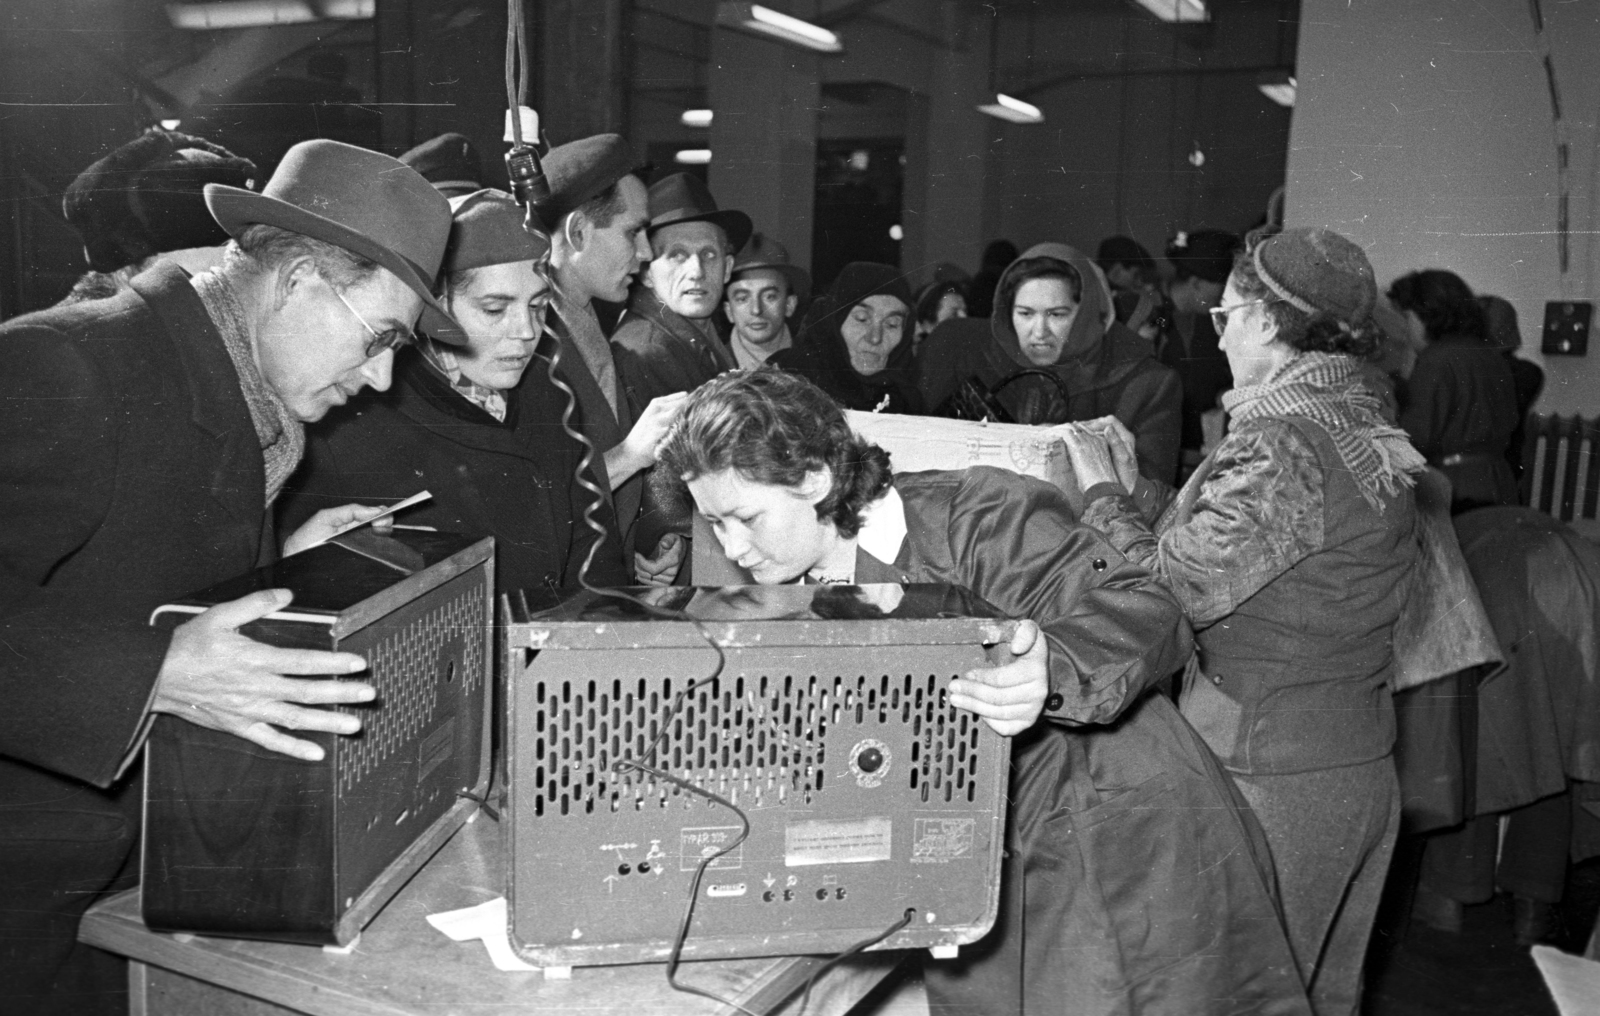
[527,672,980,817]
[336,585,485,794]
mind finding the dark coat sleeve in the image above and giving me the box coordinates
[914,319,989,412]
[1117,361,1184,486]
[936,468,1193,726]
[0,323,170,786]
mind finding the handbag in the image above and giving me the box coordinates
[937,368,1073,424]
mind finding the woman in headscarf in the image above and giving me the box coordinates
[1063,227,1426,1016]
[280,189,631,603]
[656,368,1309,1016]
[911,279,967,356]
[917,242,1182,484]
[769,261,923,414]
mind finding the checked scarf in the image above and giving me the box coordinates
[1223,352,1425,512]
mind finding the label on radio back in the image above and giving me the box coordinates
[911,817,976,863]
[680,826,744,871]
[784,817,892,867]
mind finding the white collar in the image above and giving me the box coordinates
[855,485,907,566]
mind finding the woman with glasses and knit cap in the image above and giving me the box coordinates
[656,368,1310,1016]
[280,189,630,602]
[1063,227,1427,1016]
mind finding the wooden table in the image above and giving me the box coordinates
[80,815,906,1016]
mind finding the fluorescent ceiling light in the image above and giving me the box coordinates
[1258,76,1296,107]
[166,1,317,29]
[976,93,1044,125]
[680,109,714,128]
[716,3,843,54]
[160,119,183,130]
[1131,0,1209,24]
[320,0,373,18]
[675,149,713,165]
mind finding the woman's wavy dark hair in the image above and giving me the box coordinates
[1230,227,1381,359]
[653,368,893,539]
[1386,269,1487,343]
[993,256,1081,324]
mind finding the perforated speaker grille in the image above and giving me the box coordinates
[336,583,486,794]
[527,672,982,817]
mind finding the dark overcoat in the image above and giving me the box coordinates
[0,262,270,1012]
[279,346,630,602]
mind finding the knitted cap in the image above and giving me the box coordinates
[1251,227,1376,325]
[442,189,550,274]
[63,128,257,273]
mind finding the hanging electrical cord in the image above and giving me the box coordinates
[498,6,909,1007]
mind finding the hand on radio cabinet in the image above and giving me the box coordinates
[948,620,1047,737]
[151,588,377,761]
[1080,415,1141,490]
[1060,426,1124,493]
[283,503,393,557]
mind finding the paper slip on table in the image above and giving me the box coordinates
[80,812,907,1016]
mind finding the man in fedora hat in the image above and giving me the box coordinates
[0,138,459,1015]
[612,171,753,407]
[609,172,752,583]
[538,135,689,584]
[722,233,810,370]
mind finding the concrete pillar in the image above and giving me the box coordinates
[706,18,821,271]
[374,0,515,184]
[536,0,630,145]
[914,9,993,278]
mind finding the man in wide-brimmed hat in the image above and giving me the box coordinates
[0,138,459,1015]
[721,233,810,370]
[537,135,689,583]
[613,172,753,407]
[608,172,752,582]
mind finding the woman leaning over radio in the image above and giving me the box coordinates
[655,368,1309,1016]
[1064,227,1425,1016]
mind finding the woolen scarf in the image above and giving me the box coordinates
[192,270,305,506]
[1223,351,1425,511]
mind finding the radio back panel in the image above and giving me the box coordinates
[503,584,1013,968]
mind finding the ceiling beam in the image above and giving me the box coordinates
[814,0,895,29]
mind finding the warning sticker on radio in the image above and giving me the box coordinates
[785,817,892,867]
[911,818,975,863]
[680,826,745,872]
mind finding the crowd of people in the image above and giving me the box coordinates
[0,120,1592,1016]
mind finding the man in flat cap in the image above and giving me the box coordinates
[722,233,810,370]
[56,127,257,307]
[0,139,460,1015]
[538,135,687,582]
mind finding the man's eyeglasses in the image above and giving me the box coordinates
[324,277,416,359]
[1209,298,1272,335]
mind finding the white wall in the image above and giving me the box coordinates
[1288,0,1600,415]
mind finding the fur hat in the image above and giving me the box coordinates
[63,128,257,273]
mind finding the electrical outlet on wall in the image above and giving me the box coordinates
[1542,301,1591,356]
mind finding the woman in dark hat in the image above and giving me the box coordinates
[1065,226,1427,1016]
[1157,229,1241,472]
[280,189,630,603]
[911,278,967,357]
[769,261,923,414]
[1387,270,1520,511]
[917,242,1182,483]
